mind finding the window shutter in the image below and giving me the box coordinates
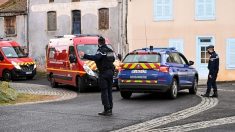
[227,39,235,69]
[47,11,57,31]
[99,8,109,30]
[4,16,16,36]
[169,39,184,53]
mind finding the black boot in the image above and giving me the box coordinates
[201,93,210,97]
[98,109,112,116]
[211,91,218,98]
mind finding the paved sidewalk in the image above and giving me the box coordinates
[9,82,78,105]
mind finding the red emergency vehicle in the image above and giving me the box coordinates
[0,38,36,81]
[46,34,121,92]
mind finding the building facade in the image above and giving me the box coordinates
[28,0,127,70]
[127,0,235,81]
[0,0,28,49]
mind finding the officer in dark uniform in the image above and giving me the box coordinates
[202,45,219,98]
[79,36,115,116]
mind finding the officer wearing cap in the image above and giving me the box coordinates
[79,36,115,116]
[202,45,219,98]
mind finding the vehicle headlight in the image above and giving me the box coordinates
[12,61,21,70]
[34,64,37,69]
[83,64,97,77]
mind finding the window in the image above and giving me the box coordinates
[226,39,235,69]
[98,8,109,30]
[153,0,173,21]
[49,0,54,3]
[72,0,80,2]
[179,54,189,65]
[47,11,57,31]
[167,53,182,64]
[200,46,210,64]
[169,39,184,53]
[4,16,16,36]
[48,48,56,59]
[196,0,215,20]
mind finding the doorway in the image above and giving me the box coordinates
[196,36,214,79]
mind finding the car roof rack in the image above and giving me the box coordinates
[133,46,176,52]
[54,35,64,38]
[74,34,101,37]
[0,38,11,41]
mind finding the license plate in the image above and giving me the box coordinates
[26,72,32,74]
[131,70,147,74]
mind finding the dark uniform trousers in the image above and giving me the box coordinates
[99,69,113,111]
[207,74,218,94]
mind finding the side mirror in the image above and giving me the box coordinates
[0,55,4,61]
[117,54,122,61]
[69,54,77,63]
[188,61,194,66]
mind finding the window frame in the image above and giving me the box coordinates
[195,0,216,20]
[153,0,173,21]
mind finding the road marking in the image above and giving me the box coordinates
[148,116,235,132]
[113,92,218,132]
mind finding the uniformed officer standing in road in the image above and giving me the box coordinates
[79,36,115,116]
[202,45,219,98]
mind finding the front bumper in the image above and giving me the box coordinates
[83,74,99,87]
[11,68,36,78]
[118,82,170,93]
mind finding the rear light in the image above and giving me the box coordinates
[159,65,169,73]
[117,66,123,72]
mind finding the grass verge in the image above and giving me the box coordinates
[0,93,59,105]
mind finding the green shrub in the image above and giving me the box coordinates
[0,81,18,102]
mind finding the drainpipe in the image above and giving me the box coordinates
[124,0,128,54]
[26,0,29,54]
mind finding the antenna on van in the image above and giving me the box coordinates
[144,19,148,48]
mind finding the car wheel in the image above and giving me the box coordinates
[120,91,132,99]
[167,78,178,99]
[2,70,12,82]
[77,77,86,93]
[189,77,198,94]
[50,75,58,88]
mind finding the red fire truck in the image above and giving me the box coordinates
[46,34,121,92]
[0,38,36,81]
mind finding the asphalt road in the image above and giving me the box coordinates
[0,78,201,132]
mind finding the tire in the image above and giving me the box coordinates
[2,70,12,82]
[77,77,86,93]
[50,75,58,88]
[120,91,132,99]
[167,78,178,99]
[189,77,198,94]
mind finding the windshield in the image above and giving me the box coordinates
[1,46,27,58]
[123,54,161,63]
[77,44,115,58]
